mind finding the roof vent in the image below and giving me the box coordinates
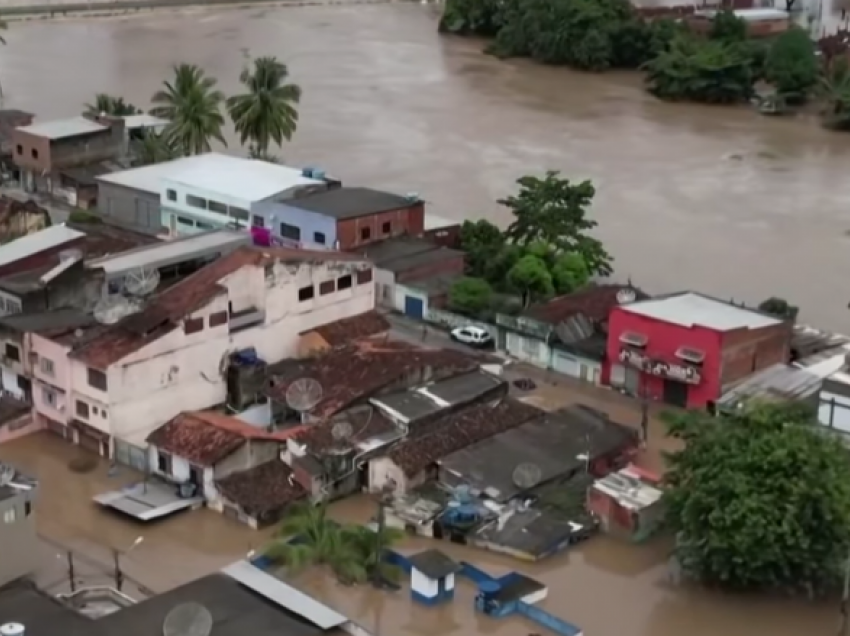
[0,624,25,636]
[616,288,637,304]
[302,167,314,178]
[404,192,420,202]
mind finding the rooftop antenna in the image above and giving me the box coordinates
[512,462,542,491]
[285,378,323,421]
[162,602,213,636]
[124,266,160,297]
[93,296,140,325]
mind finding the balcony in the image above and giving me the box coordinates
[229,307,266,333]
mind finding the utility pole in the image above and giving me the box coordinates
[66,550,76,593]
[112,549,124,592]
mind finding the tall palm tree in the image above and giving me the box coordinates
[150,64,226,156]
[226,56,301,156]
[84,93,142,116]
[133,129,181,167]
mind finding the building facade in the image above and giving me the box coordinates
[606,292,791,408]
[0,465,37,587]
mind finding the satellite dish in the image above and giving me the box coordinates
[285,378,323,413]
[93,296,141,325]
[616,288,637,305]
[162,602,213,636]
[124,267,160,296]
[512,462,542,490]
[331,421,353,441]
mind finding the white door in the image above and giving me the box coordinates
[610,364,626,387]
[553,351,579,377]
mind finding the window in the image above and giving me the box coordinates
[337,275,352,290]
[6,300,20,315]
[24,501,31,517]
[166,189,177,202]
[177,216,195,227]
[15,144,21,155]
[87,368,107,391]
[209,311,228,327]
[186,195,207,209]
[4,343,19,362]
[102,409,108,418]
[280,223,301,241]
[299,285,315,302]
[31,149,38,159]
[41,387,56,407]
[196,221,214,231]
[360,227,371,241]
[184,317,204,334]
[92,407,99,416]
[40,357,54,376]
[229,207,250,221]
[314,231,326,245]
[382,221,391,234]
[319,280,335,296]
[157,451,170,474]
[252,215,265,228]
[357,269,373,285]
[75,400,90,418]
[3,508,15,524]
[619,331,648,347]
[208,200,228,215]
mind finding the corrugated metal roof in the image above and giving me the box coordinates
[17,116,108,140]
[718,363,821,409]
[221,560,348,629]
[624,292,780,331]
[0,225,85,268]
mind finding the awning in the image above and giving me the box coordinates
[93,481,203,522]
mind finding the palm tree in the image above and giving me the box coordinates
[84,93,142,116]
[226,56,301,157]
[819,58,850,131]
[150,64,226,156]
[133,129,180,167]
[248,143,280,164]
[0,16,9,102]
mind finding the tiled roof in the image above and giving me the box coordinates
[307,310,390,347]
[388,399,541,477]
[71,246,369,368]
[294,405,398,455]
[267,340,481,419]
[215,460,305,518]
[147,411,307,466]
[524,285,649,325]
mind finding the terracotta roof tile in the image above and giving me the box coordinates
[524,285,649,325]
[215,460,305,518]
[146,410,307,466]
[294,405,398,455]
[388,399,541,477]
[71,245,370,368]
[267,340,481,419]
[307,310,390,347]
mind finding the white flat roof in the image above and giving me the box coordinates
[87,229,248,274]
[0,225,85,268]
[624,292,781,331]
[18,116,108,140]
[122,114,168,130]
[96,156,201,194]
[163,153,323,202]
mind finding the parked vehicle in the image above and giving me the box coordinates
[450,326,494,348]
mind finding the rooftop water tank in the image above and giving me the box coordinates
[302,167,314,178]
[0,624,25,636]
[312,169,326,181]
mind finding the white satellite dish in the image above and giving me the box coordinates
[124,267,160,296]
[93,296,141,325]
[616,288,637,304]
[285,378,323,413]
[512,462,542,490]
[162,602,213,636]
[331,421,353,441]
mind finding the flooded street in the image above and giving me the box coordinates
[0,5,848,328]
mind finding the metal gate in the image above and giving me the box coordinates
[404,295,424,319]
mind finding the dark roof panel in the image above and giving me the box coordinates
[288,187,418,219]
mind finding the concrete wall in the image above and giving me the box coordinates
[0,491,37,587]
[720,322,791,387]
[97,181,163,235]
[336,202,424,250]
[252,199,337,249]
[12,128,118,173]
[31,334,73,426]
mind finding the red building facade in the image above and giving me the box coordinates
[606,293,791,409]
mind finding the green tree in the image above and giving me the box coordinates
[552,252,590,294]
[764,27,819,102]
[501,171,613,276]
[248,144,280,163]
[644,34,755,104]
[507,254,554,306]
[709,9,747,43]
[664,402,850,594]
[439,0,503,35]
[150,64,226,156]
[757,296,799,321]
[227,56,301,157]
[84,93,142,117]
[449,277,493,316]
[458,219,506,279]
[819,58,850,131]
[133,129,180,167]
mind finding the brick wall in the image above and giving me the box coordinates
[395,251,466,284]
[336,202,425,250]
[720,321,792,386]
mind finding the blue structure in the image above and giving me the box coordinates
[406,549,461,606]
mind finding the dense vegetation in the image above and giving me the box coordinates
[663,402,850,594]
[86,56,302,165]
[440,0,843,125]
[448,171,609,316]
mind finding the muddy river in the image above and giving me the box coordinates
[1,4,849,330]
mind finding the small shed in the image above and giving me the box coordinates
[407,548,461,605]
[588,464,663,543]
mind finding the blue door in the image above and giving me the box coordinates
[404,295,424,319]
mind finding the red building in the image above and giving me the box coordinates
[606,292,792,409]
